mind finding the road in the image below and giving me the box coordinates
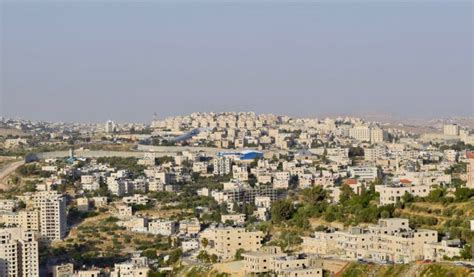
[0,160,24,190]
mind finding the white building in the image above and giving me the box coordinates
[467,152,474,189]
[105,120,116,133]
[32,191,67,241]
[148,220,178,236]
[213,157,231,176]
[444,124,460,136]
[376,183,431,205]
[0,228,39,277]
[347,166,379,181]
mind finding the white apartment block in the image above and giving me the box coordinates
[0,228,39,277]
[302,218,444,263]
[242,246,323,277]
[467,152,474,189]
[221,213,246,225]
[148,220,178,236]
[213,157,231,176]
[0,199,18,213]
[350,126,385,143]
[364,147,387,162]
[179,218,201,235]
[423,239,462,261]
[347,166,379,181]
[443,150,458,162]
[370,128,385,143]
[200,226,264,261]
[443,124,460,136]
[232,165,249,182]
[32,191,67,241]
[375,183,431,205]
[192,161,209,174]
[182,239,199,252]
[349,126,371,142]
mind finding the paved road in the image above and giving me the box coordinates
[0,160,24,190]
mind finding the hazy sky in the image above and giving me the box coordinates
[1,1,473,123]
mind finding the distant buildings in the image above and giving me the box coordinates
[349,126,386,143]
[467,151,474,189]
[444,124,460,136]
[105,120,116,133]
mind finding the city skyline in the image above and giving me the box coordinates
[1,1,472,122]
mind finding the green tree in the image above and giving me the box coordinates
[460,244,472,259]
[235,248,245,260]
[201,238,208,248]
[271,200,295,224]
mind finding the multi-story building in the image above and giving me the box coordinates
[347,166,379,181]
[32,191,67,241]
[232,165,249,182]
[179,218,201,235]
[200,226,264,261]
[423,239,462,261]
[444,124,460,136]
[0,228,39,277]
[221,213,246,225]
[349,126,371,142]
[370,128,386,143]
[242,246,323,277]
[302,218,448,263]
[148,220,178,236]
[364,146,387,162]
[213,157,231,176]
[467,151,474,189]
[375,183,431,205]
[105,120,116,133]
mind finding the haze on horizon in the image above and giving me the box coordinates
[1,1,473,123]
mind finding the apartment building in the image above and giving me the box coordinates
[148,220,178,236]
[302,218,443,263]
[349,126,371,142]
[0,228,39,277]
[221,213,246,225]
[200,226,264,261]
[232,165,249,182]
[364,146,387,162]
[467,152,474,189]
[32,191,67,241]
[242,246,323,277]
[370,128,386,143]
[444,124,460,136]
[423,239,462,261]
[375,183,431,205]
[179,218,201,235]
[211,183,278,205]
[347,166,379,181]
[213,157,231,176]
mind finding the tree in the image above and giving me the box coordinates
[454,187,474,202]
[210,254,218,263]
[302,186,328,205]
[197,250,210,263]
[201,238,208,248]
[271,200,295,224]
[460,244,472,259]
[235,248,245,260]
[339,184,355,203]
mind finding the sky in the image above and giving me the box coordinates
[0,0,473,123]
